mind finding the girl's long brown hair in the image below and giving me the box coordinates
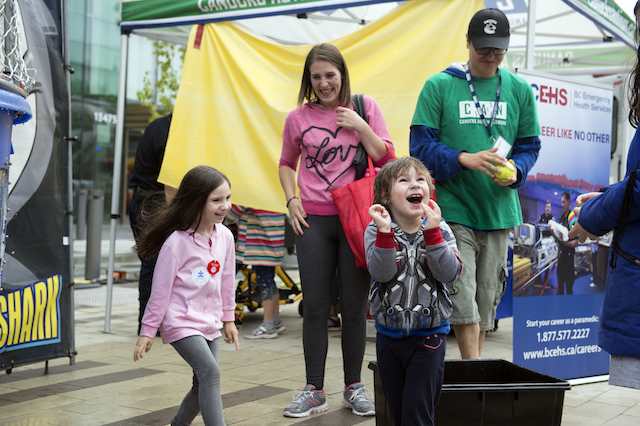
[629,2,640,128]
[134,166,230,259]
[611,2,639,270]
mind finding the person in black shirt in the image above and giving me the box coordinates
[539,200,553,223]
[128,113,171,334]
[539,199,554,239]
[551,192,579,295]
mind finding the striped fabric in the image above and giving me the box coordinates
[225,205,285,266]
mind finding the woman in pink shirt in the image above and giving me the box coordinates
[133,166,239,426]
[279,43,394,418]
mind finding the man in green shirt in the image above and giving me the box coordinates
[410,8,541,359]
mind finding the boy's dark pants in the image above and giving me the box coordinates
[376,332,446,426]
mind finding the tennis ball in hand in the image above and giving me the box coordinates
[493,162,515,182]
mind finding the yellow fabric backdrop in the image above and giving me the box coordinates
[158,0,484,213]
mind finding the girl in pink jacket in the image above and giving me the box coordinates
[133,165,239,426]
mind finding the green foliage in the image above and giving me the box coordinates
[136,40,185,123]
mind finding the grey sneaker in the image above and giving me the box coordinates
[342,383,375,416]
[245,325,277,339]
[283,385,328,417]
[274,321,286,333]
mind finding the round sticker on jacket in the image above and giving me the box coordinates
[192,267,209,286]
[208,260,220,275]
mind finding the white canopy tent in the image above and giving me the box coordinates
[498,0,636,75]
[122,0,636,71]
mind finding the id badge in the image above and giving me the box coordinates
[493,135,512,159]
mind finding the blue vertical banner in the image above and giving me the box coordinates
[513,70,611,380]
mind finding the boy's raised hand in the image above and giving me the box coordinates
[369,204,391,233]
[422,199,441,230]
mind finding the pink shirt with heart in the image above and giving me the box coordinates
[279,95,393,215]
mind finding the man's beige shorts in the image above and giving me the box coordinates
[447,224,509,331]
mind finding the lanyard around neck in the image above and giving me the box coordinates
[464,63,502,141]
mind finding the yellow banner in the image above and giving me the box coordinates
[159,0,484,213]
[0,274,61,352]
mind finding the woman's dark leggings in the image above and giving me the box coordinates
[295,214,370,389]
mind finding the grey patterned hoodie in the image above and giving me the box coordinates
[364,219,462,336]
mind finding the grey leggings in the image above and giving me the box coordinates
[295,214,370,389]
[170,336,225,426]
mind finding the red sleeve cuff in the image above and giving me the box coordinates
[375,229,395,248]
[423,227,444,245]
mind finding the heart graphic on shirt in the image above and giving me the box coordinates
[301,125,360,191]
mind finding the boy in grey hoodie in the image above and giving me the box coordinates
[365,157,462,426]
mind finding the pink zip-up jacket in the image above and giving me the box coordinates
[140,226,236,344]
[279,96,393,215]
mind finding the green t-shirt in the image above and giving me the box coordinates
[411,68,540,230]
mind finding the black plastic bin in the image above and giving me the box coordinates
[368,359,571,426]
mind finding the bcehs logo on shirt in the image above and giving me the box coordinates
[192,267,209,286]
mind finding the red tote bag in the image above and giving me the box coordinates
[332,150,396,268]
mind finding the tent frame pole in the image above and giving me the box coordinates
[525,0,537,70]
[63,0,76,363]
[104,32,129,334]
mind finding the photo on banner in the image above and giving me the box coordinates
[512,70,612,380]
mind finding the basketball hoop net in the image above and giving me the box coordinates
[0,0,35,98]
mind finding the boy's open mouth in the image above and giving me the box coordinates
[407,195,422,205]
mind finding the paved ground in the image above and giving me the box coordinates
[1,227,640,425]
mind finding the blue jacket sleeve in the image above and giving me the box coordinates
[409,125,465,181]
[509,135,541,189]
[578,173,640,236]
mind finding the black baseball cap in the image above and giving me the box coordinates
[468,8,510,50]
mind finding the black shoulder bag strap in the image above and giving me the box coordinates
[610,163,640,268]
[353,93,368,122]
[352,94,369,180]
